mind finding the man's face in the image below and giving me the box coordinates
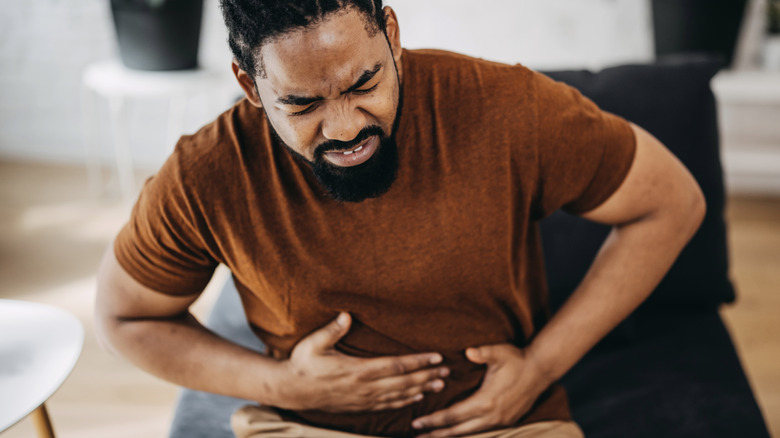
[234,7,404,202]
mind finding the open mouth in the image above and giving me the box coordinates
[322,135,379,167]
[338,144,365,155]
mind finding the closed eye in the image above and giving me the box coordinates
[289,103,318,116]
[288,83,378,116]
[352,82,379,95]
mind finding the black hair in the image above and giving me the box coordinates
[220,0,386,78]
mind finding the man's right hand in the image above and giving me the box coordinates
[277,312,449,412]
[96,248,447,414]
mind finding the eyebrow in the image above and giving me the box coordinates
[276,63,382,106]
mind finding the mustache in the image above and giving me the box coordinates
[313,126,386,159]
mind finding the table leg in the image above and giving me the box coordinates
[108,96,136,201]
[167,95,187,154]
[31,404,55,438]
[81,86,102,198]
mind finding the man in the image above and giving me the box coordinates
[95,1,706,437]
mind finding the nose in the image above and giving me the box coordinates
[320,101,366,142]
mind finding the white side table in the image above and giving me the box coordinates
[0,299,84,437]
[82,61,226,200]
[711,70,780,194]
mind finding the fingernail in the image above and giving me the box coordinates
[413,393,424,402]
[439,367,450,377]
[337,312,349,326]
[429,354,442,365]
[432,380,444,391]
[412,420,424,429]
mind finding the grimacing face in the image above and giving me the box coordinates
[232,6,405,201]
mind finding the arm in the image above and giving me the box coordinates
[95,248,449,412]
[412,123,706,436]
[525,123,705,383]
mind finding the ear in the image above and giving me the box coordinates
[231,60,263,108]
[383,6,403,71]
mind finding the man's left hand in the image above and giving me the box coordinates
[411,343,550,438]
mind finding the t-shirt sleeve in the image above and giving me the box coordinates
[114,149,218,296]
[530,71,636,219]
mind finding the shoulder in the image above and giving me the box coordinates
[404,48,531,74]
[401,49,554,121]
[176,99,259,168]
[165,99,268,187]
[403,49,536,95]
[401,49,554,134]
[138,98,271,221]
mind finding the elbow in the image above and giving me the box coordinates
[94,299,121,356]
[650,176,707,244]
[94,261,127,356]
[695,193,707,227]
[679,178,707,241]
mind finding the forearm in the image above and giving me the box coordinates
[94,247,288,406]
[98,310,286,405]
[527,200,704,384]
[96,248,449,415]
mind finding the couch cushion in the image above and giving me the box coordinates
[169,390,249,438]
[541,56,735,314]
[561,310,770,438]
[170,282,770,438]
[168,278,263,438]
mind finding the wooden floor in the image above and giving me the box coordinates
[720,194,780,437]
[0,160,778,437]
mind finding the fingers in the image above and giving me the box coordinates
[465,345,504,365]
[412,344,539,436]
[348,365,448,412]
[367,368,448,411]
[360,351,444,380]
[346,375,442,412]
[371,393,424,411]
[465,347,486,363]
[412,398,483,434]
[374,366,449,401]
[286,314,453,413]
[349,351,450,408]
[301,312,352,353]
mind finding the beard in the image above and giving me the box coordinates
[308,125,399,202]
[260,44,403,202]
[266,100,402,203]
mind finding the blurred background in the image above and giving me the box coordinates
[0,0,778,436]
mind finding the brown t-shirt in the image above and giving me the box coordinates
[115,49,635,436]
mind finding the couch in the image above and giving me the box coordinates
[168,56,771,438]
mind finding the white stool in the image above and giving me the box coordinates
[81,61,227,200]
[0,299,84,438]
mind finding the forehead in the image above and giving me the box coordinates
[257,9,387,96]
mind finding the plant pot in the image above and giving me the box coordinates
[110,0,204,71]
[651,0,748,68]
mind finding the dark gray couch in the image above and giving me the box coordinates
[169,57,771,438]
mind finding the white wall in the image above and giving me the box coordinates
[0,0,239,169]
[388,0,653,70]
[0,0,654,170]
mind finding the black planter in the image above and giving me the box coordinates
[770,0,780,34]
[111,0,204,71]
[651,0,748,68]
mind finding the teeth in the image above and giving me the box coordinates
[341,145,364,155]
